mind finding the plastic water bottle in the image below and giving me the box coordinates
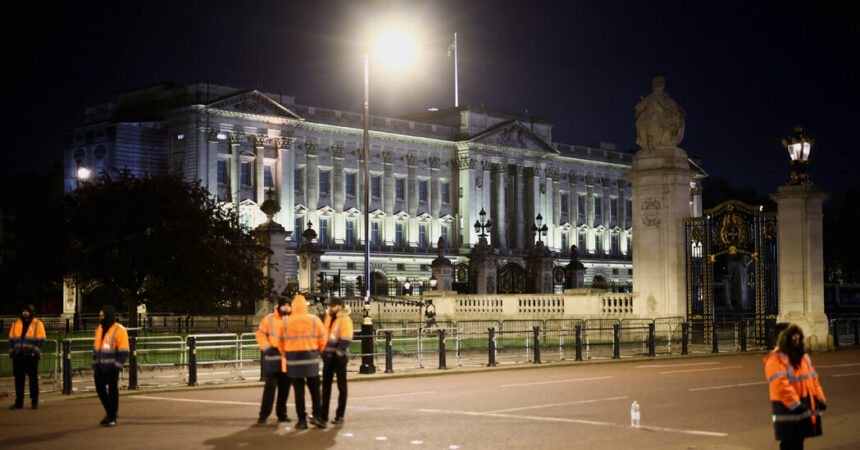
[630,401,640,427]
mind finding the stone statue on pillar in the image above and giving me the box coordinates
[430,237,453,291]
[634,76,686,151]
[252,190,293,319]
[296,222,324,295]
[564,245,586,289]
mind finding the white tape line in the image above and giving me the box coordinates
[660,366,743,375]
[486,396,628,413]
[501,376,613,388]
[134,395,258,406]
[689,381,767,392]
[833,372,860,378]
[635,362,719,369]
[816,363,860,368]
[352,391,436,400]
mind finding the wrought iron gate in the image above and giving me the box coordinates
[497,262,528,294]
[685,201,778,344]
[452,263,472,294]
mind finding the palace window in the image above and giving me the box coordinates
[396,178,405,200]
[294,168,303,192]
[561,193,568,215]
[593,196,602,217]
[241,162,251,186]
[346,173,356,196]
[264,165,273,188]
[395,222,404,246]
[320,170,330,195]
[610,198,618,221]
[294,218,304,245]
[217,160,226,184]
[371,176,381,199]
[319,218,329,244]
[419,224,428,248]
[441,225,450,248]
[346,221,355,245]
[94,146,106,173]
[578,233,586,254]
[371,222,380,245]
[561,232,568,254]
[594,233,603,254]
[578,195,585,216]
[441,182,450,204]
[419,180,428,202]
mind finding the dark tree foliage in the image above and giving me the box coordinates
[64,171,271,326]
[701,176,776,212]
[823,187,860,284]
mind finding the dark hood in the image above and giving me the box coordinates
[101,304,116,329]
[777,323,805,367]
[21,304,35,322]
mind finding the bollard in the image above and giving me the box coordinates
[854,319,860,345]
[739,322,747,352]
[128,336,139,390]
[438,328,447,370]
[62,340,72,395]
[187,336,198,386]
[648,323,656,357]
[575,324,583,361]
[533,326,542,364]
[488,327,497,367]
[832,322,840,348]
[360,320,376,374]
[681,322,689,355]
[712,325,719,353]
[384,331,393,374]
[66,318,70,334]
[613,324,620,359]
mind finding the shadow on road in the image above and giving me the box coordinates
[203,423,338,449]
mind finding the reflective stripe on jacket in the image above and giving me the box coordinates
[92,323,129,373]
[764,350,826,441]
[256,313,287,375]
[284,295,328,378]
[8,318,46,358]
[323,308,354,357]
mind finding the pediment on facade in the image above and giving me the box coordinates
[344,207,361,217]
[393,210,409,220]
[469,120,558,154]
[295,204,308,214]
[417,212,433,222]
[317,205,335,216]
[369,209,385,220]
[439,214,455,223]
[576,223,589,232]
[610,225,623,233]
[559,222,573,231]
[594,225,606,233]
[239,199,257,207]
[207,90,302,119]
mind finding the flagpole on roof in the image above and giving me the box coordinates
[448,32,459,107]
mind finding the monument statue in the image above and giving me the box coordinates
[634,76,686,150]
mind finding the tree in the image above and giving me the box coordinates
[64,171,271,327]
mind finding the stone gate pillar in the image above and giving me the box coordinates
[252,192,293,319]
[770,184,831,351]
[469,235,498,294]
[625,76,696,318]
[431,237,454,291]
[564,245,586,289]
[525,241,555,293]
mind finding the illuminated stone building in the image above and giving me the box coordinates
[64,82,675,292]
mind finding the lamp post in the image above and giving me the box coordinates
[359,28,417,374]
[473,208,492,240]
[781,125,814,185]
[429,274,438,290]
[72,167,92,330]
[531,213,548,244]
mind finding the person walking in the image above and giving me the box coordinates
[320,298,353,425]
[284,294,327,429]
[8,304,46,410]
[92,304,129,427]
[764,323,827,449]
[255,297,292,425]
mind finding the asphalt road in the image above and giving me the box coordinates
[1,349,859,449]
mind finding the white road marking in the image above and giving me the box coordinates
[635,362,719,369]
[833,372,860,378]
[134,395,257,406]
[376,436,388,441]
[411,440,424,445]
[449,446,460,449]
[816,363,860,368]
[689,381,767,392]
[351,391,436,400]
[343,433,354,437]
[660,366,743,375]
[486,396,628,413]
[405,406,727,437]
[501,376,613,388]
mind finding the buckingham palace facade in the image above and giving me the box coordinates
[65,82,642,292]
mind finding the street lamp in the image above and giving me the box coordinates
[781,125,814,185]
[72,166,92,329]
[532,213,548,243]
[429,274,438,290]
[76,167,92,181]
[359,28,418,375]
[473,208,492,240]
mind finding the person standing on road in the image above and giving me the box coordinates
[320,298,353,425]
[764,323,826,450]
[8,304,46,410]
[284,294,327,429]
[255,296,292,425]
[92,304,129,427]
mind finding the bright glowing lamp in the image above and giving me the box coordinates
[781,125,814,185]
[374,28,417,70]
[77,167,92,180]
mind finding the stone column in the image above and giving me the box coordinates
[204,129,219,195]
[275,137,294,232]
[429,157,441,241]
[252,193,293,318]
[524,167,538,249]
[770,185,831,351]
[514,166,525,250]
[229,132,242,209]
[456,154,477,251]
[382,151,395,245]
[332,145,346,243]
[468,236,498,294]
[407,154,418,246]
[304,142,319,224]
[253,135,266,205]
[492,163,507,251]
[551,169,561,250]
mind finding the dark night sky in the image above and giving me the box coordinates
[2,0,858,194]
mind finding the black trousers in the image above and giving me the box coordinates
[13,357,39,406]
[259,372,290,420]
[321,354,348,420]
[94,370,120,419]
[291,376,321,420]
[780,438,804,450]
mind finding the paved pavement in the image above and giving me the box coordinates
[1,348,859,449]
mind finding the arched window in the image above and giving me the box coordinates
[74,149,85,169]
[94,146,106,173]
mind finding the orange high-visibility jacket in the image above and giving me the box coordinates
[764,349,826,441]
[284,294,327,378]
[8,318,46,358]
[323,306,354,357]
[92,322,129,373]
[256,312,287,374]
